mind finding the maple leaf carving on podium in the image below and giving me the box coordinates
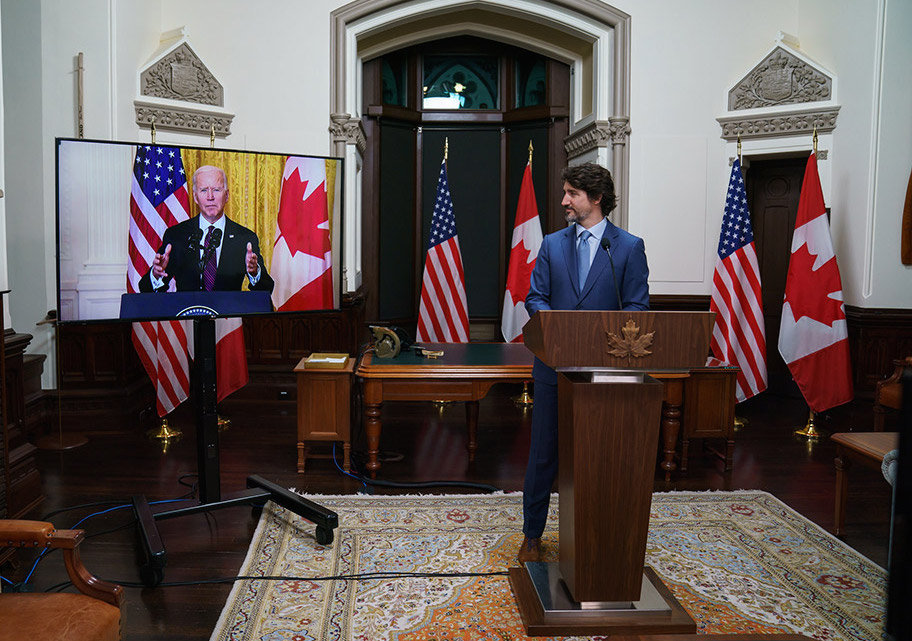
[606,320,654,359]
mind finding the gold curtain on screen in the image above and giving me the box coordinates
[181,150,339,286]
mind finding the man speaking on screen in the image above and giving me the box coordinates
[139,165,274,294]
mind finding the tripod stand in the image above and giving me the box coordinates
[132,316,338,586]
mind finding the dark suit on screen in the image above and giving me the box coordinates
[138,217,274,294]
[522,219,649,538]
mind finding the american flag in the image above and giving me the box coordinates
[710,158,768,402]
[416,159,469,342]
[127,145,191,416]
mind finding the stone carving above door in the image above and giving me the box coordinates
[140,42,223,106]
[134,29,234,137]
[729,47,831,110]
[718,35,838,143]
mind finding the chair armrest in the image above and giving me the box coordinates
[1,520,124,607]
[0,520,79,547]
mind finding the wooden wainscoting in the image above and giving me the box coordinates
[31,295,910,432]
[846,305,912,398]
[50,293,368,427]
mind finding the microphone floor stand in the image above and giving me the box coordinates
[132,316,338,587]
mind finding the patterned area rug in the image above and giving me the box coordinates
[210,491,885,641]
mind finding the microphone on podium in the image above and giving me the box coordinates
[600,237,623,310]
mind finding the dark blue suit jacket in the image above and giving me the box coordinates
[525,219,650,383]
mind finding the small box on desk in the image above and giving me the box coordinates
[303,353,350,369]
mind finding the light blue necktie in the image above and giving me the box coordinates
[577,229,592,289]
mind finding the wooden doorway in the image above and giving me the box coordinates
[745,154,809,396]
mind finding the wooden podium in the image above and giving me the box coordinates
[509,310,714,636]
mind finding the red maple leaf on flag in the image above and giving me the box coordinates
[275,171,329,258]
[783,243,846,326]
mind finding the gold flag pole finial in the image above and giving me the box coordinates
[210,124,216,148]
[528,140,534,165]
[150,119,156,145]
[812,126,818,156]
[444,137,449,162]
[737,134,742,163]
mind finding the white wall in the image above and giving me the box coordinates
[797,0,912,308]
[618,0,800,297]
[2,0,909,388]
[2,0,51,373]
[156,0,337,155]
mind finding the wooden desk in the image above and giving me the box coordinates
[355,343,732,480]
[356,343,533,476]
[832,431,898,536]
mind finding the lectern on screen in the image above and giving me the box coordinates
[54,137,343,324]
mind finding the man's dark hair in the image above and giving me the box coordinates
[561,163,617,214]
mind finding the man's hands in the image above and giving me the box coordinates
[245,242,259,276]
[152,244,172,279]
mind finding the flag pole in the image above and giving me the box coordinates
[737,134,741,164]
[795,409,827,440]
[151,118,157,145]
[794,126,829,442]
[511,139,536,408]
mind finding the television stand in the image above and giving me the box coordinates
[132,317,338,587]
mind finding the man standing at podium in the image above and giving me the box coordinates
[519,162,650,564]
[139,165,274,294]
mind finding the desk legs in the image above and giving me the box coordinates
[465,401,479,462]
[364,402,382,478]
[834,448,848,537]
[660,380,684,482]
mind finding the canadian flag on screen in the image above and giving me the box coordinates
[501,161,542,342]
[778,153,853,412]
[271,157,333,311]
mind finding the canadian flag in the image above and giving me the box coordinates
[271,157,333,311]
[778,153,853,412]
[215,319,247,402]
[501,162,542,342]
[185,317,248,402]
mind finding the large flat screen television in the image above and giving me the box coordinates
[55,138,343,323]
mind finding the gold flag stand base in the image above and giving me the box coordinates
[36,432,88,451]
[733,415,748,431]
[432,400,453,410]
[795,410,828,440]
[148,418,181,440]
[218,415,231,431]
[512,381,534,408]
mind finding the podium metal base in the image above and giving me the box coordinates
[509,563,695,636]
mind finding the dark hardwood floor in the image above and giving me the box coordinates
[5,384,895,640]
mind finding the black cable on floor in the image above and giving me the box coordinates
[108,569,511,589]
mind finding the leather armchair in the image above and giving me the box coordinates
[874,357,911,431]
[0,520,123,641]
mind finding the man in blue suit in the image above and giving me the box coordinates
[518,162,650,564]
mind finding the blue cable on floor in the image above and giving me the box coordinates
[22,497,188,586]
[333,442,369,492]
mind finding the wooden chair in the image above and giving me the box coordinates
[874,357,911,431]
[0,520,124,641]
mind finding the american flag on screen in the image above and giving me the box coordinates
[127,145,191,416]
[416,159,469,342]
[709,158,768,402]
